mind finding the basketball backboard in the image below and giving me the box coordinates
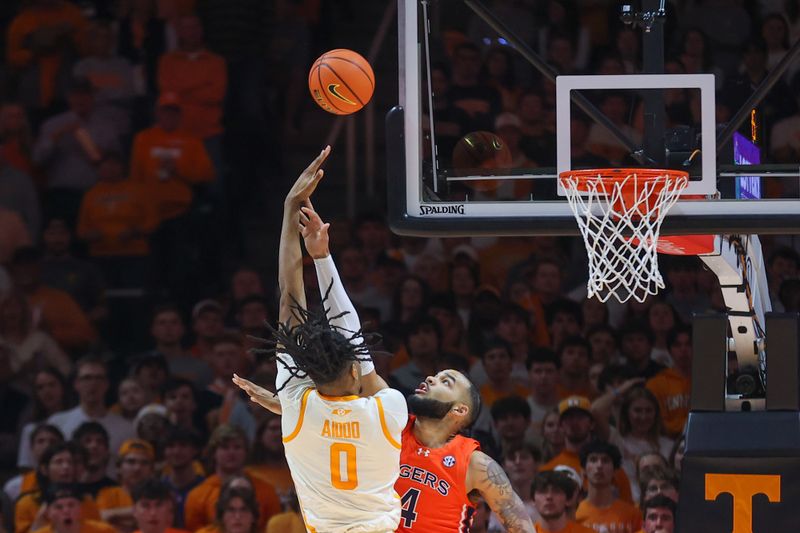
[388,0,800,237]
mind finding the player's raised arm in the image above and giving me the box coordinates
[300,200,389,396]
[278,146,330,325]
[466,451,536,533]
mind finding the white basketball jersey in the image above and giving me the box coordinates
[280,383,406,532]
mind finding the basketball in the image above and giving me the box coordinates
[451,131,512,191]
[308,49,375,115]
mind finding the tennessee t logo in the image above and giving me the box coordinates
[327,84,357,105]
[705,473,781,533]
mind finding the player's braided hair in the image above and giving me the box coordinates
[253,281,376,393]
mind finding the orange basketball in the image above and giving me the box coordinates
[308,49,375,115]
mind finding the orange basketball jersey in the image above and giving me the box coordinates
[395,416,480,532]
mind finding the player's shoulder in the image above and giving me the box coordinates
[373,387,409,413]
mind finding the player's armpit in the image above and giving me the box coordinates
[466,451,535,533]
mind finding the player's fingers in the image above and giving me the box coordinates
[320,222,331,236]
[305,145,331,174]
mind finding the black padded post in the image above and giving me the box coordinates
[690,314,728,411]
[766,312,800,411]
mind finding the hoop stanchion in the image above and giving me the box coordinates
[559,168,689,303]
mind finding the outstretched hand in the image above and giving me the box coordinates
[232,373,283,414]
[299,199,330,259]
[286,146,331,207]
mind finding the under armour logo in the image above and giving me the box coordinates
[417,447,431,457]
[443,455,456,467]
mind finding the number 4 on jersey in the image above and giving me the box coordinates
[400,488,421,528]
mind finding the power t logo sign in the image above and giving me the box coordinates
[704,474,781,533]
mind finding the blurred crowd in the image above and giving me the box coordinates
[1,0,800,533]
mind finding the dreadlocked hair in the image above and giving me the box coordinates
[252,281,378,393]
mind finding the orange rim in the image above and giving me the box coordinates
[558,168,689,192]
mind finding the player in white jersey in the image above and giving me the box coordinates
[233,146,408,533]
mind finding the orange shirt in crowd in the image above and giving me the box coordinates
[77,179,159,257]
[184,474,281,532]
[157,50,227,139]
[541,449,633,504]
[576,499,642,533]
[28,285,96,352]
[246,464,294,498]
[20,472,38,494]
[535,520,596,533]
[556,382,596,401]
[478,238,536,288]
[32,520,115,533]
[6,1,88,107]
[129,125,214,221]
[15,493,99,533]
[480,383,531,407]
[134,529,189,533]
[1,139,37,178]
[646,367,690,438]
[95,485,133,521]
[0,208,32,263]
[266,511,306,533]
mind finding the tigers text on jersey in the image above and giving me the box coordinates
[395,416,480,532]
[281,383,408,533]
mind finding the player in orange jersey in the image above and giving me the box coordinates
[532,471,594,533]
[395,372,534,533]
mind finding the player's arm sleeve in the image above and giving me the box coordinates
[313,254,374,376]
[375,387,408,433]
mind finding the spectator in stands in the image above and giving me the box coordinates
[587,93,642,166]
[5,424,63,500]
[478,338,529,406]
[184,425,280,531]
[576,440,642,532]
[481,46,522,112]
[6,0,88,113]
[144,304,212,386]
[47,356,135,455]
[532,470,593,533]
[117,0,167,97]
[73,20,136,132]
[0,102,36,179]
[228,267,265,313]
[36,483,114,533]
[8,247,96,354]
[568,112,612,170]
[389,316,442,398]
[161,427,205,528]
[235,295,270,351]
[540,410,564,462]
[586,325,619,366]
[486,396,531,460]
[131,354,169,406]
[113,378,148,422]
[555,336,593,400]
[639,465,679,504]
[353,213,391,270]
[423,63,472,169]
[163,378,203,437]
[526,349,560,438]
[647,326,692,438]
[40,217,107,324]
[18,369,69,469]
[72,422,114,495]
[449,261,478,329]
[428,293,468,359]
[203,334,250,414]
[248,414,293,502]
[16,443,100,533]
[130,92,215,223]
[132,478,190,533]
[547,300,582,351]
[486,303,533,386]
[335,246,384,315]
[0,143,40,238]
[448,42,502,132]
[640,494,677,533]
[133,405,171,457]
[766,247,799,312]
[0,289,71,387]
[619,322,664,380]
[614,387,673,500]
[189,299,225,359]
[96,439,155,531]
[76,151,159,288]
[33,77,124,223]
[647,301,679,367]
[202,483,263,533]
[541,396,633,502]
[494,442,541,528]
[389,275,431,329]
[158,14,227,165]
[518,90,556,167]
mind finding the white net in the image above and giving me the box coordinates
[560,170,689,303]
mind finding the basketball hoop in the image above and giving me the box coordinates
[560,168,689,303]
